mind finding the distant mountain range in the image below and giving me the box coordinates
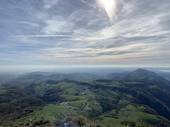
[0,69,170,127]
[0,73,16,84]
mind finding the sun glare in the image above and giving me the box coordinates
[98,0,117,20]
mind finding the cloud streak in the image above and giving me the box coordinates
[0,0,170,67]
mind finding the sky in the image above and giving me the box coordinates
[0,0,170,70]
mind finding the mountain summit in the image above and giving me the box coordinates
[125,68,170,84]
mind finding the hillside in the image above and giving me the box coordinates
[0,69,170,127]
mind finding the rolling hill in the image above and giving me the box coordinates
[0,69,170,127]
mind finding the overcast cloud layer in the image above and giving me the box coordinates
[0,0,170,68]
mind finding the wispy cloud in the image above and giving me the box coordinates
[43,0,59,9]
[0,0,170,67]
[12,34,72,38]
